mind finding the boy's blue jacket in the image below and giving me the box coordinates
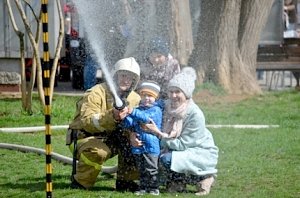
[122,101,162,156]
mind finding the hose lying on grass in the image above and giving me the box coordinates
[0,143,118,174]
[0,125,69,133]
[0,124,279,174]
[0,124,279,133]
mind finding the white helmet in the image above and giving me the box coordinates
[113,57,140,90]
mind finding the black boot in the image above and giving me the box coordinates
[166,171,186,193]
[115,180,139,192]
[70,176,86,190]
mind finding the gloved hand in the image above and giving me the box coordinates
[113,106,130,122]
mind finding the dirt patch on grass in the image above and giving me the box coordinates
[194,90,253,105]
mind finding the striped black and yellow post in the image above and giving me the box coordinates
[41,0,52,197]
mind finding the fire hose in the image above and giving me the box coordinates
[0,143,118,174]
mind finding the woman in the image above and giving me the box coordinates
[145,67,219,196]
[140,37,181,100]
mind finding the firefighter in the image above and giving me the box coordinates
[66,57,141,191]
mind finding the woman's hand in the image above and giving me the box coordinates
[129,132,143,147]
[143,119,159,133]
[143,119,167,138]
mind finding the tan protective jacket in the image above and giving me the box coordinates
[69,83,140,134]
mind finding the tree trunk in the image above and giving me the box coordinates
[124,0,193,65]
[6,0,65,115]
[169,0,194,65]
[189,0,274,94]
[124,0,158,63]
[5,0,27,109]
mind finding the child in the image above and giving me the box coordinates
[121,81,162,196]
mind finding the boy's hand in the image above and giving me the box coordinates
[129,132,143,147]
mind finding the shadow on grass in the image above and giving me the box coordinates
[0,173,116,192]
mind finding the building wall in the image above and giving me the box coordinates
[0,1,62,74]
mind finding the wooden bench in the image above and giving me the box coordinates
[257,61,300,71]
[256,39,300,89]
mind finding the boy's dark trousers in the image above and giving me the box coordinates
[135,153,159,191]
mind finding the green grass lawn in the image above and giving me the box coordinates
[0,89,299,197]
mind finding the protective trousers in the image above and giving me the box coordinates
[113,131,139,182]
[70,131,138,189]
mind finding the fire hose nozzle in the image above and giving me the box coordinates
[113,98,127,111]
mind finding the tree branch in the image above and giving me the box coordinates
[5,0,27,109]
[14,0,45,105]
[49,0,65,103]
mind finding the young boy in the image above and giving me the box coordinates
[121,81,162,196]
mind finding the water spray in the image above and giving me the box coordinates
[72,0,125,110]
